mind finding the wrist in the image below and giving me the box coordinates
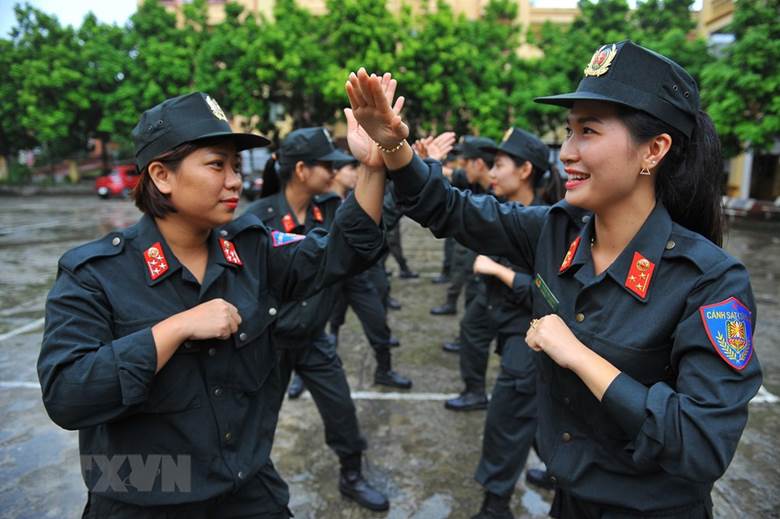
[376,138,406,153]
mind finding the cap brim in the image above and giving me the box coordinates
[535,91,629,108]
[317,148,354,163]
[192,131,270,150]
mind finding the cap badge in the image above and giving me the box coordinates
[584,44,617,77]
[502,128,513,144]
[205,95,228,122]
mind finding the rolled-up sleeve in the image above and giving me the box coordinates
[388,154,547,271]
[39,267,157,430]
[601,261,762,482]
[269,192,386,302]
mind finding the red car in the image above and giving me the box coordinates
[95,164,140,198]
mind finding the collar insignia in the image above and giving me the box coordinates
[281,213,296,233]
[559,236,581,273]
[219,238,243,266]
[143,242,169,280]
[625,252,655,299]
[312,206,324,223]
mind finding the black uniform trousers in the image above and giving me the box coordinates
[446,242,480,307]
[82,463,291,518]
[550,490,712,519]
[386,219,409,272]
[276,334,367,460]
[442,236,455,275]
[460,289,509,393]
[330,265,392,350]
[474,335,537,498]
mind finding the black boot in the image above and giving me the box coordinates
[430,301,457,315]
[387,297,402,311]
[525,468,556,490]
[374,348,412,389]
[287,373,305,399]
[442,340,461,353]
[445,389,488,411]
[388,336,400,348]
[431,272,450,284]
[339,454,389,512]
[471,491,514,519]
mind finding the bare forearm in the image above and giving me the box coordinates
[571,346,621,401]
[489,263,517,288]
[353,164,386,224]
[151,314,188,373]
[381,141,414,172]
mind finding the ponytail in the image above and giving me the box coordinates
[260,156,280,198]
[537,163,565,205]
[617,107,724,246]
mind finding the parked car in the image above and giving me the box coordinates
[95,164,140,199]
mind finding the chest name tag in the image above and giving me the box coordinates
[699,296,753,371]
[534,273,559,312]
[271,230,306,248]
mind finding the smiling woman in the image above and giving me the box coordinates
[345,39,762,519]
[37,91,386,518]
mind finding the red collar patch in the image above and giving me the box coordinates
[625,252,655,299]
[219,238,243,266]
[559,236,581,273]
[312,205,324,223]
[281,213,296,233]
[143,242,169,280]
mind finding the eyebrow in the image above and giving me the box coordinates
[567,116,604,125]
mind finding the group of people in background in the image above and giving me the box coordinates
[38,40,761,519]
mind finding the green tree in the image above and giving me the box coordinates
[0,37,37,175]
[701,0,780,155]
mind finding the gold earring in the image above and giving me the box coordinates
[640,167,651,176]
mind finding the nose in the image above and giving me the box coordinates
[559,135,577,166]
[225,166,242,190]
[488,167,497,180]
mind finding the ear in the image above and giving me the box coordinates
[643,133,673,172]
[293,160,308,183]
[517,160,534,181]
[147,161,174,195]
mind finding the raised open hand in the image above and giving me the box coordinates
[345,69,409,157]
[426,131,456,161]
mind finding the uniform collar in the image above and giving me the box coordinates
[127,215,183,286]
[559,203,672,302]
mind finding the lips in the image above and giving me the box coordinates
[221,197,239,209]
[564,169,590,190]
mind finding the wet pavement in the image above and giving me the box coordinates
[0,196,778,518]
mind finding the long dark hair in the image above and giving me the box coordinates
[616,106,724,246]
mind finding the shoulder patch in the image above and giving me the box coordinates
[59,233,124,271]
[270,230,306,248]
[699,296,753,371]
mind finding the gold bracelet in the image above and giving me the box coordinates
[375,139,405,153]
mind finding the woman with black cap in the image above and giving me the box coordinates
[345,41,762,518]
[38,91,386,518]
[243,127,391,512]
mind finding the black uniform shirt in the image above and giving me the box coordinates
[38,194,383,506]
[390,155,762,511]
[244,191,358,347]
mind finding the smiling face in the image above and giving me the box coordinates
[560,101,654,212]
[150,140,243,229]
[489,152,532,198]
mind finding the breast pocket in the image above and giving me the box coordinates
[114,317,203,415]
[227,294,279,394]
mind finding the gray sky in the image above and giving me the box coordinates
[0,0,702,38]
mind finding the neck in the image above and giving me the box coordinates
[592,193,656,256]
[155,214,210,252]
[477,169,491,190]
[507,183,535,205]
[331,182,348,199]
[284,182,312,218]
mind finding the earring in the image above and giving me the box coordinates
[639,167,651,176]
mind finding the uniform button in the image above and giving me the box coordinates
[575,313,585,322]
[224,432,233,442]
[268,307,277,316]
[563,397,571,405]
[239,332,248,342]
[267,207,272,213]
[549,475,557,484]
[301,301,307,307]
[665,240,676,250]
[111,237,121,246]
[208,347,216,357]
[237,471,245,480]
[582,215,590,223]
[213,386,223,397]
[487,305,493,310]
[562,432,572,443]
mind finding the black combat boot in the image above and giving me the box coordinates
[442,340,461,353]
[287,373,304,399]
[338,453,389,512]
[445,388,488,411]
[471,491,514,519]
[374,348,412,389]
[525,468,556,490]
[431,271,450,284]
[430,296,457,315]
[387,296,402,311]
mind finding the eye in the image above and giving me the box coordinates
[583,126,596,135]
[564,127,573,137]
[209,160,224,169]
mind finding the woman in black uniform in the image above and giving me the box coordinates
[38,92,386,518]
[345,41,762,519]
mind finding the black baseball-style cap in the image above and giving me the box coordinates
[486,128,550,172]
[132,92,270,171]
[455,136,498,163]
[535,40,699,137]
[277,127,353,168]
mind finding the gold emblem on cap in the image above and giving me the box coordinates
[205,95,228,122]
[584,44,617,77]
[502,128,513,144]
